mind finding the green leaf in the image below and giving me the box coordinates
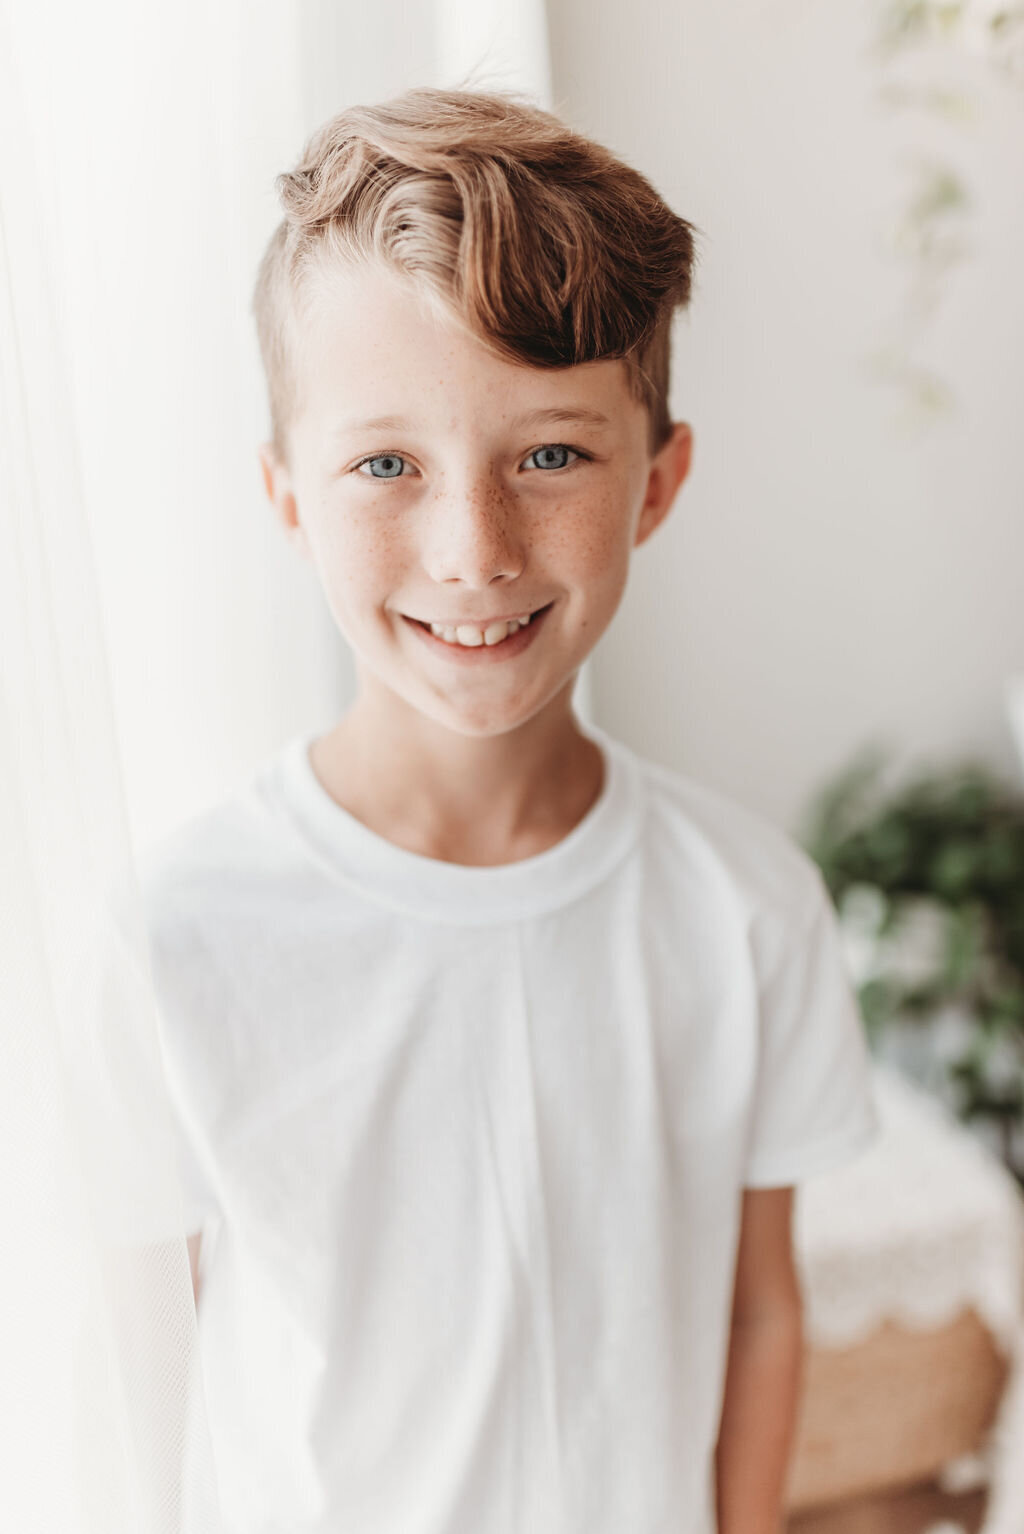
[859,975,901,1028]
[929,840,980,897]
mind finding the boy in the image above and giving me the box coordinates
[143,87,880,1534]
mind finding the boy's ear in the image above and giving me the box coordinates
[634,422,693,549]
[258,442,312,561]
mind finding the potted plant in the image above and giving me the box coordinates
[801,747,1024,1182]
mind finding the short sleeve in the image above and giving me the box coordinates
[135,887,223,1239]
[742,865,881,1188]
[69,885,221,1246]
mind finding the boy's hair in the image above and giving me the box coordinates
[252,87,699,465]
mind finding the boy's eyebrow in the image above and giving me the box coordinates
[330,405,612,438]
[514,406,612,430]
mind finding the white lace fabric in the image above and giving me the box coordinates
[796,1060,1024,1353]
[794,1060,1024,1532]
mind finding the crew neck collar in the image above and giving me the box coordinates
[261,722,644,925]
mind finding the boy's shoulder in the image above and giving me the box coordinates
[615,733,830,939]
[136,797,255,910]
[133,754,299,936]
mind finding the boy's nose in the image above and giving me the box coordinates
[422,481,526,588]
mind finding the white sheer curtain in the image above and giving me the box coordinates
[0,3,553,1529]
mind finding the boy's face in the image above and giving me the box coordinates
[260,262,692,740]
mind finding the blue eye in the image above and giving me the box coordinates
[356,453,408,479]
[352,444,585,479]
[526,444,580,471]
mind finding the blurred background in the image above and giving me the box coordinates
[4,2,1024,1531]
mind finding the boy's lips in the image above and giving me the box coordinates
[401,601,553,662]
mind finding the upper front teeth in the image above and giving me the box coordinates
[429,612,532,647]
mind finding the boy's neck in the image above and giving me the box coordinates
[309,684,605,868]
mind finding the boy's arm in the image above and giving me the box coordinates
[713,1186,804,1534]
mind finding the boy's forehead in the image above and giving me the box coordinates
[292,260,643,439]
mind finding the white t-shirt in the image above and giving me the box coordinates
[137,723,880,1534]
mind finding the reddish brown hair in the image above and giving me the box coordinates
[252,86,699,464]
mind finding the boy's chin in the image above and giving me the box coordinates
[410,679,580,742]
[421,699,553,741]
[351,654,583,740]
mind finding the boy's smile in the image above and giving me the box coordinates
[403,600,552,661]
[260,261,692,744]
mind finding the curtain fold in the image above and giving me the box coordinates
[0,5,226,1528]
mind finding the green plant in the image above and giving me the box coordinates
[801,745,1024,1173]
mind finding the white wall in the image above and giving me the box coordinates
[548,0,1024,833]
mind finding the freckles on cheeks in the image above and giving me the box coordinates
[337,518,407,587]
[552,494,631,578]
